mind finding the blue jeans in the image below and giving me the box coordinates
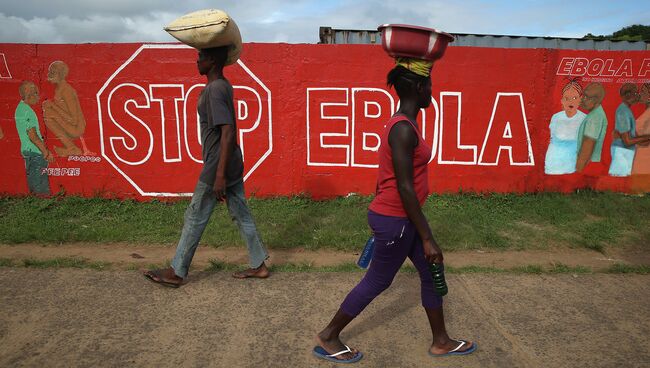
[23,152,50,195]
[171,179,268,278]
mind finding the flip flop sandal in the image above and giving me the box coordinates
[429,339,477,357]
[143,270,182,288]
[232,268,269,279]
[312,344,363,363]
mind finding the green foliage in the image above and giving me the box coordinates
[606,263,650,274]
[583,24,650,41]
[21,257,110,270]
[0,192,649,253]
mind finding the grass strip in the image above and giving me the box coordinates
[21,257,110,270]
[1,192,649,252]
[605,263,650,274]
[2,257,650,274]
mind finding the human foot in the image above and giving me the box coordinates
[429,339,477,357]
[314,333,361,362]
[143,267,184,288]
[232,262,270,279]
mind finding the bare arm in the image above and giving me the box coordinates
[576,137,595,172]
[619,131,650,147]
[213,124,235,200]
[27,127,54,162]
[390,121,442,264]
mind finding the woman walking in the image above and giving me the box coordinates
[313,58,476,363]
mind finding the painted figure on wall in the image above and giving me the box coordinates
[576,82,607,173]
[43,61,94,157]
[630,83,650,176]
[609,84,650,176]
[545,79,586,175]
[15,81,52,195]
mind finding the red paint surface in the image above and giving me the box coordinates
[0,43,648,199]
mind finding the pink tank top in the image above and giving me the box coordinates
[369,115,431,217]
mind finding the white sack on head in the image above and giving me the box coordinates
[164,9,242,65]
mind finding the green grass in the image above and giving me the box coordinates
[21,257,110,270]
[1,257,649,274]
[268,262,365,273]
[1,192,649,252]
[446,264,595,274]
[606,263,650,274]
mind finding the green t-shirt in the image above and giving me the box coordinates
[14,101,42,155]
[576,105,607,163]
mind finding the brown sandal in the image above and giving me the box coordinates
[143,269,183,288]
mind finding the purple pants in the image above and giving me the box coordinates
[340,210,443,317]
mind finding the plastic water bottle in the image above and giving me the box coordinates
[357,236,375,269]
[430,263,448,296]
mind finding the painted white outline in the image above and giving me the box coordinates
[236,59,273,182]
[615,59,634,77]
[586,58,605,77]
[387,96,440,164]
[238,100,249,120]
[306,88,350,167]
[0,53,12,79]
[361,132,380,151]
[478,93,534,166]
[556,57,574,76]
[233,85,263,165]
[639,59,650,77]
[106,83,154,166]
[427,97,440,164]
[149,84,185,163]
[97,44,273,197]
[438,92,477,165]
[503,122,512,138]
[364,101,382,118]
[183,83,205,164]
[351,88,395,168]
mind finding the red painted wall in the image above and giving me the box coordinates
[0,43,649,198]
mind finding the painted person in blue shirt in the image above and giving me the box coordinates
[609,83,650,176]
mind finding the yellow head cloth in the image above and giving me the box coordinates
[395,57,433,77]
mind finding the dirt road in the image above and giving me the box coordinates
[1,267,648,367]
[1,243,648,271]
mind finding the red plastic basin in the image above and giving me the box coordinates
[377,24,454,61]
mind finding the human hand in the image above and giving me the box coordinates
[213,176,226,201]
[423,238,443,264]
[44,150,55,163]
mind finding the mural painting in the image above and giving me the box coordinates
[43,61,95,157]
[632,83,650,176]
[544,79,586,175]
[609,83,650,176]
[14,81,52,195]
[0,44,649,198]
